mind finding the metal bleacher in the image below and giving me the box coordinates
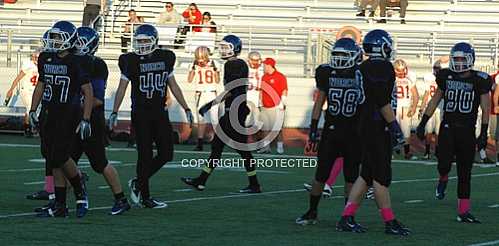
[0,0,498,76]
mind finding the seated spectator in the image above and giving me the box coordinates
[157,2,180,25]
[356,0,378,17]
[199,12,216,33]
[121,9,143,53]
[182,3,202,32]
[378,0,408,24]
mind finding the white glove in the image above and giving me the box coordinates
[185,109,194,127]
[108,112,118,130]
[29,110,39,128]
[76,119,92,140]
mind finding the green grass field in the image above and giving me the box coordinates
[0,135,498,246]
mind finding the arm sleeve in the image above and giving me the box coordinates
[477,74,494,95]
[77,56,90,86]
[435,70,445,91]
[374,67,395,108]
[118,54,130,80]
[37,54,45,84]
[314,65,328,92]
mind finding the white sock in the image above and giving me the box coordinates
[277,141,284,149]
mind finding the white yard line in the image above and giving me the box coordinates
[23,181,45,185]
[469,240,499,246]
[2,171,499,219]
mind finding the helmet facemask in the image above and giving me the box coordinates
[74,35,97,56]
[219,41,235,59]
[44,28,75,52]
[330,49,359,69]
[133,34,157,55]
[449,52,473,73]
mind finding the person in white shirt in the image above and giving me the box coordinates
[421,57,448,160]
[394,59,419,159]
[188,46,220,151]
[157,2,180,25]
[246,51,263,128]
[4,50,40,136]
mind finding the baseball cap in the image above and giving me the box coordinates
[262,57,276,67]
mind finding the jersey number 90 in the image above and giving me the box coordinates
[444,88,474,113]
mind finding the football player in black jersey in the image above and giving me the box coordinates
[108,24,194,209]
[30,21,92,218]
[417,42,492,223]
[181,35,261,193]
[296,38,364,225]
[70,26,131,215]
[335,30,410,236]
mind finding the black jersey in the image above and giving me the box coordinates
[315,64,365,124]
[119,49,176,110]
[90,56,108,102]
[38,51,90,106]
[223,58,249,109]
[436,69,493,126]
[358,58,396,125]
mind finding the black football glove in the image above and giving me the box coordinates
[388,120,405,151]
[108,112,118,130]
[416,114,430,141]
[28,110,39,129]
[477,124,488,150]
[199,100,214,116]
[309,119,319,143]
[185,108,194,127]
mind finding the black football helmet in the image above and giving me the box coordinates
[133,24,158,55]
[330,38,362,69]
[219,35,242,59]
[449,42,475,73]
[75,27,99,56]
[362,29,394,60]
[43,21,77,52]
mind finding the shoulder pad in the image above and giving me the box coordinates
[476,71,490,80]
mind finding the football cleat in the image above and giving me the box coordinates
[303,183,333,198]
[435,180,447,200]
[141,198,167,209]
[36,203,68,218]
[256,147,271,154]
[76,199,89,218]
[110,198,131,215]
[336,216,367,233]
[385,219,411,236]
[424,153,431,160]
[365,187,375,200]
[480,157,495,164]
[239,185,261,194]
[128,177,141,204]
[295,210,318,226]
[34,199,56,213]
[457,212,481,223]
[26,190,51,200]
[180,177,206,191]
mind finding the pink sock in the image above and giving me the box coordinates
[380,208,395,222]
[458,199,471,214]
[342,202,359,217]
[44,176,54,193]
[439,175,448,182]
[326,157,344,186]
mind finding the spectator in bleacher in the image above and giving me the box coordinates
[378,0,408,24]
[199,12,217,33]
[356,0,379,17]
[182,3,203,32]
[121,9,143,53]
[258,58,288,154]
[82,0,106,28]
[157,2,180,25]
